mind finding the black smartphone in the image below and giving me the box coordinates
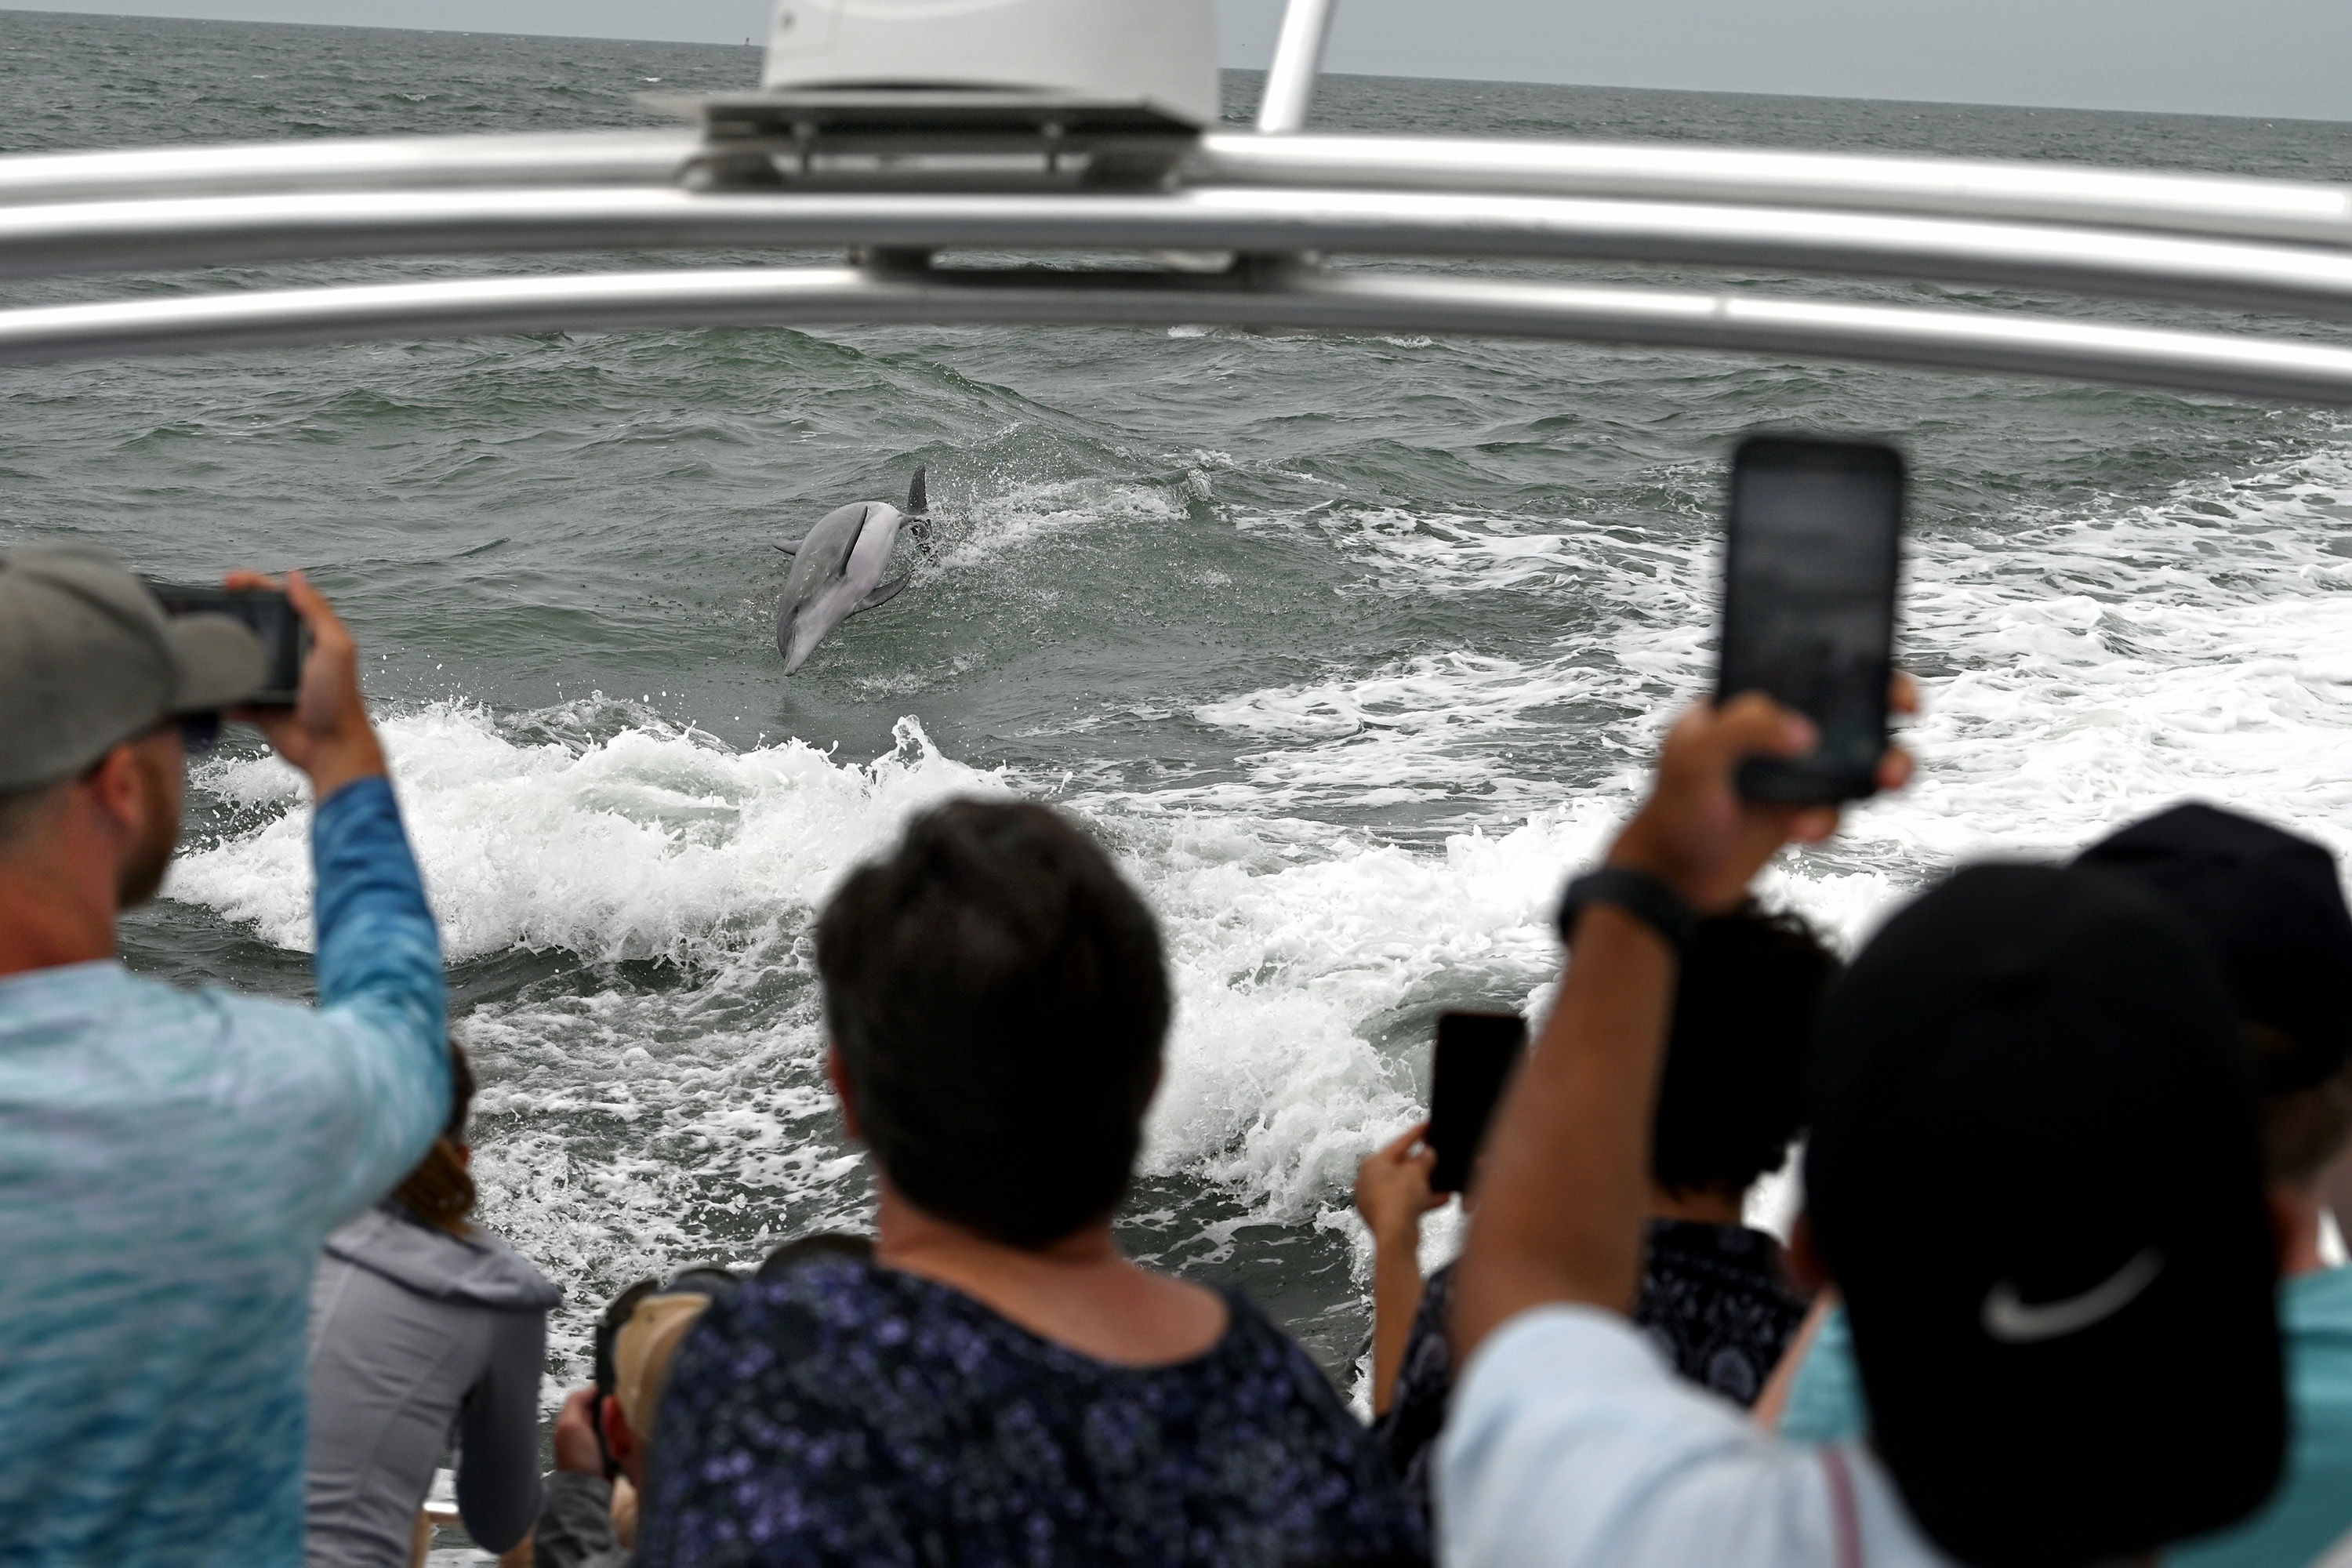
[147,584,309,706]
[1717,434,1905,803]
[1428,1011,1527,1194]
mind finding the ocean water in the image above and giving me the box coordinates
[5,9,2352,1402]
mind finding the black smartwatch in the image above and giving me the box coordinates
[1556,867,1697,954]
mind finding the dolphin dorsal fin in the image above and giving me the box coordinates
[905,466,927,519]
[854,574,909,613]
[774,538,805,556]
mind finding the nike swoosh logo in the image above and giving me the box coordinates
[1981,1248,2165,1344]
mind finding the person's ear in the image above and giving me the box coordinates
[89,731,183,842]
[826,1044,865,1143]
[600,1391,638,1474]
[82,742,147,837]
[1786,1212,1832,1294]
[2268,1182,2325,1278]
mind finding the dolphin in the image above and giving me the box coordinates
[772,468,928,674]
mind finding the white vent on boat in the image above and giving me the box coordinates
[759,0,1220,129]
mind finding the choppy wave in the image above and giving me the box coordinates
[176,704,1007,965]
[157,430,2352,1375]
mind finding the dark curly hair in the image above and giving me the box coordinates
[816,798,1171,1247]
[1650,904,1841,1196]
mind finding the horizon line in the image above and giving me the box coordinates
[2,4,2347,129]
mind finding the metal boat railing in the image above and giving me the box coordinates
[6,131,2342,249]
[6,190,2352,323]
[0,0,2347,401]
[11,266,2352,406]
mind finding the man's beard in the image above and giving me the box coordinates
[116,742,181,909]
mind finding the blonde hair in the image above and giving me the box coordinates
[615,1294,714,1446]
[394,1044,477,1234]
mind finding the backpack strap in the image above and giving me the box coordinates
[1821,1444,1865,1568]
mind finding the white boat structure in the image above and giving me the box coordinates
[0,0,2348,405]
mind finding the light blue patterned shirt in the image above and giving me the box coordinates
[0,775,448,1567]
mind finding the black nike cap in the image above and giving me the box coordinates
[2076,802,2352,1094]
[1806,862,2283,1568]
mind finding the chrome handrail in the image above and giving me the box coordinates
[8,262,2352,405]
[1192,135,2352,248]
[1256,0,1338,133]
[0,129,698,205]
[0,128,2343,251]
[3,187,2350,321]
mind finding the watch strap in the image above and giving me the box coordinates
[1556,867,1697,953]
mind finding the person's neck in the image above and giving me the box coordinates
[0,853,118,978]
[2278,1182,2329,1278]
[1648,1183,1747,1227]
[872,1180,1228,1367]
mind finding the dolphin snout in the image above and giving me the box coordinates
[780,619,824,675]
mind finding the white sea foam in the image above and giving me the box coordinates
[924,474,1185,575]
[173,705,1009,964]
[1132,808,1614,1212]
[1191,439,2352,942]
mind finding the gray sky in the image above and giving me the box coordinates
[1220,0,2351,122]
[8,0,2348,122]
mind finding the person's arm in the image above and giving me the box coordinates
[229,569,448,1221]
[532,1392,623,1568]
[1452,698,1820,1356]
[1453,693,1911,1362]
[454,1308,551,1553]
[1356,1120,1442,1417]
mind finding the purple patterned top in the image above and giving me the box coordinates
[637,1258,1422,1568]
[1371,1221,1809,1532]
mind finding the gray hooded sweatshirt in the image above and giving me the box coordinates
[305,1203,560,1566]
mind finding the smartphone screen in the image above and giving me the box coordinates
[1428,1011,1527,1194]
[1718,434,1905,802]
[147,585,307,705]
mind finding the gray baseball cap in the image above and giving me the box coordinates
[0,543,267,792]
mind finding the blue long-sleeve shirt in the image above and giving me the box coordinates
[0,775,449,1567]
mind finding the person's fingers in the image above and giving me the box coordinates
[1877,746,1915,793]
[222,568,284,593]
[552,1387,606,1473]
[1700,692,1815,770]
[286,569,357,656]
[1785,806,1842,844]
[1889,671,1921,717]
[1380,1120,1431,1160]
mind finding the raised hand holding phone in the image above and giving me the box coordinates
[222,569,387,798]
[1428,1012,1527,1194]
